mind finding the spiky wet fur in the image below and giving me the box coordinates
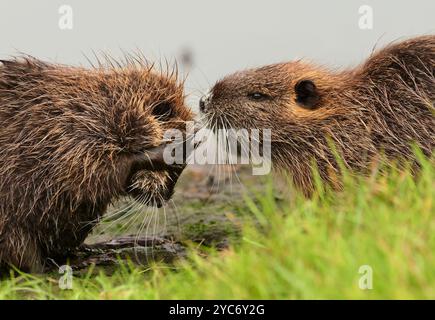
[0,56,193,272]
[204,35,435,195]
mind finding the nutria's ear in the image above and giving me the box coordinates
[295,80,320,109]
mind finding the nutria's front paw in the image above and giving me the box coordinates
[126,141,188,207]
[127,167,184,207]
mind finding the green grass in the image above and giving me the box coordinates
[0,156,434,299]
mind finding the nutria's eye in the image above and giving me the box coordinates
[247,92,270,101]
[152,102,173,120]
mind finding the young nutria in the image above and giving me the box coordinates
[199,35,434,194]
[0,57,193,272]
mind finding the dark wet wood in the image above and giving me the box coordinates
[45,236,186,272]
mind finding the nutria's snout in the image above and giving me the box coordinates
[199,96,206,112]
[199,92,213,113]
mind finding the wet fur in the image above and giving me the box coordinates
[0,56,193,272]
[203,35,435,195]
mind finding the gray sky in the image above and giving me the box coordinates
[0,0,434,109]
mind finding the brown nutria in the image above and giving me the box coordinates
[0,56,193,272]
[199,35,435,194]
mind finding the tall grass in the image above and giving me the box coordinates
[0,156,434,299]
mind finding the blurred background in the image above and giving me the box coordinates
[0,0,434,110]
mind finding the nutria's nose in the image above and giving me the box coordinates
[199,96,207,112]
[199,93,212,113]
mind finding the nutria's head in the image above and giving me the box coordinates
[0,57,193,207]
[96,62,193,206]
[199,61,363,194]
[199,62,348,131]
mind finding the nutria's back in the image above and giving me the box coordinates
[200,35,434,194]
[353,35,434,159]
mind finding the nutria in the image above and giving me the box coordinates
[199,35,435,194]
[0,56,193,272]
